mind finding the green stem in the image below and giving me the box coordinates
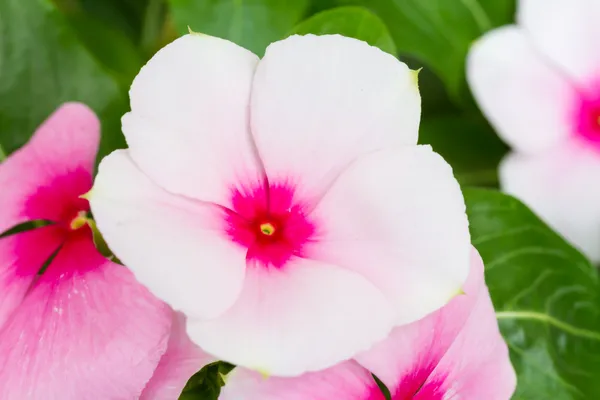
[496,311,600,342]
[0,142,6,162]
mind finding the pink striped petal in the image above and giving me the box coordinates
[356,248,516,399]
[220,361,385,400]
[141,311,214,399]
[0,226,63,329]
[0,103,99,233]
[0,235,172,399]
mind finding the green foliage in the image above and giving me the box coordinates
[466,189,600,399]
[168,0,311,55]
[0,0,128,160]
[290,6,396,55]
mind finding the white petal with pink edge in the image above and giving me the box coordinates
[124,33,262,205]
[356,249,516,399]
[500,142,600,263]
[219,360,382,400]
[0,236,171,400]
[309,145,470,325]
[186,259,395,377]
[141,311,215,399]
[518,0,600,85]
[89,150,247,319]
[0,103,99,233]
[250,34,420,200]
[467,26,576,154]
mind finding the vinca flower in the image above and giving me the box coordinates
[90,33,471,376]
[0,103,206,399]
[468,0,600,262]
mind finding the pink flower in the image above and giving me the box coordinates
[90,33,471,376]
[0,103,206,399]
[467,0,600,262]
[218,249,516,399]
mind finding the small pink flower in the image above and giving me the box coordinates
[219,249,516,400]
[467,0,600,262]
[0,103,206,399]
[90,33,471,376]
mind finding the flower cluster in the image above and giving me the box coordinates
[0,33,516,399]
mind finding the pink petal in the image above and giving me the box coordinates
[220,360,385,400]
[309,146,470,325]
[500,141,600,263]
[518,0,600,85]
[0,234,172,399]
[251,34,420,200]
[356,249,516,400]
[0,103,99,233]
[124,34,262,205]
[0,226,63,328]
[467,26,576,154]
[186,259,395,377]
[90,150,247,320]
[141,311,214,400]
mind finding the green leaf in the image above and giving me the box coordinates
[337,0,515,99]
[419,113,508,186]
[168,0,310,56]
[289,6,396,55]
[465,188,600,399]
[63,12,145,85]
[0,0,128,159]
[179,362,235,400]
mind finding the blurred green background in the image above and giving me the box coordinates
[1,1,599,399]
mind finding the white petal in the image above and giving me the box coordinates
[518,0,600,84]
[187,259,395,377]
[90,150,247,319]
[309,145,470,325]
[125,34,262,204]
[467,26,577,154]
[251,34,420,200]
[500,142,600,263]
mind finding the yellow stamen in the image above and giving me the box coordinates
[69,212,89,231]
[260,222,275,236]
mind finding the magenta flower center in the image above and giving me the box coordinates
[575,91,600,150]
[225,181,316,268]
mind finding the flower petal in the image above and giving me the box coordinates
[467,26,576,154]
[124,34,262,205]
[219,361,384,400]
[90,150,247,319]
[186,259,395,377]
[0,227,63,328]
[251,34,420,199]
[309,145,470,325]
[0,235,171,399]
[357,249,516,399]
[499,142,600,263]
[518,0,600,85]
[141,311,214,400]
[0,103,99,232]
